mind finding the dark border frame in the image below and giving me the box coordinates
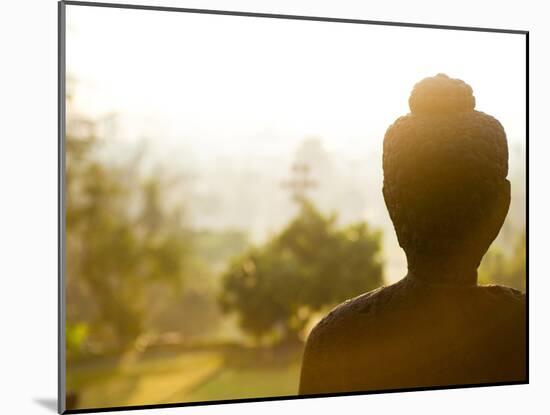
[58,1,529,413]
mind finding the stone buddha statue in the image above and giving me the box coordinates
[299,74,526,394]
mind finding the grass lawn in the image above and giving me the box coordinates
[67,345,302,410]
[181,362,301,403]
[68,350,223,409]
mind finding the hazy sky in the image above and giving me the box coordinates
[66,5,526,163]
[65,4,526,283]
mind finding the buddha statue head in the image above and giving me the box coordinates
[382,74,510,284]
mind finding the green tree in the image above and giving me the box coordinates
[66,107,190,354]
[479,230,526,292]
[219,200,384,344]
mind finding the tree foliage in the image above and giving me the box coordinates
[479,230,526,292]
[66,109,190,354]
[219,200,384,343]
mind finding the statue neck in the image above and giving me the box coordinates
[406,253,479,286]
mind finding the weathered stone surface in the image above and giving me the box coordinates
[299,276,525,394]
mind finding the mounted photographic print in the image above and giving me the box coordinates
[59,1,528,413]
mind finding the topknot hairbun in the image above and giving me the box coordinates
[408,73,476,114]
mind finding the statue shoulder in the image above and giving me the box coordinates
[474,284,526,326]
[307,283,398,343]
[477,284,525,304]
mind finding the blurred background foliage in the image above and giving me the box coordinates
[479,230,526,292]
[65,94,525,410]
[220,200,383,344]
[67,111,190,355]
